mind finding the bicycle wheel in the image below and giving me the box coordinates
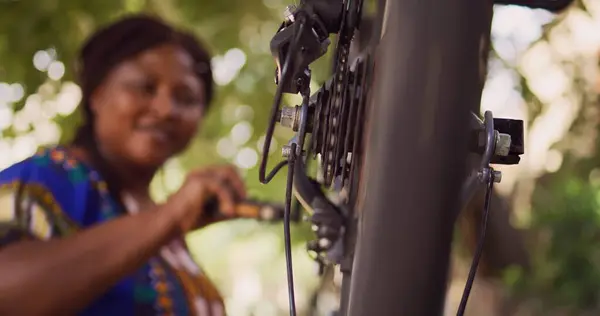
[260,0,563,314]
[346,0,494,314]
[259,0,573,315]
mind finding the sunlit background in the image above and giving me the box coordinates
[2,0,600,315]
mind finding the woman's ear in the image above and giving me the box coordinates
[88,86,104,115]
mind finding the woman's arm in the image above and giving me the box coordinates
[0,161,244,315]
[0,206,178,316]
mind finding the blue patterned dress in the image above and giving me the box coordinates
[0,146,225,316]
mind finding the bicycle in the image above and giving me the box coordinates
[258,0,574,315]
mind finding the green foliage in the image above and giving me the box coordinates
[484,3,600,314]
[506,165,600,313]
[541,181,598,303]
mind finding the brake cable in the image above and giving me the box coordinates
[257,2,339,314]
[456,111,501,316]
[258,12,307,185]
[257,14,308,316]
[457,168,495,315]
[283,143,298,316]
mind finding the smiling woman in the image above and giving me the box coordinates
[0,14,249,316]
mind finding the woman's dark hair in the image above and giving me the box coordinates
[72,14,214,210]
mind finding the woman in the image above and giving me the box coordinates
[0,14,243,316]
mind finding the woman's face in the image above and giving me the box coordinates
[90,44,206,169]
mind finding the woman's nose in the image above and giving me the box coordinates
[150,88,176,118]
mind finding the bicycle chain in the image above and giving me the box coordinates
[313,30,354,187]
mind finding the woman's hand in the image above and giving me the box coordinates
[164,165,247,233]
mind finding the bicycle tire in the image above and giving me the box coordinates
[335,4,386,314]
[345,0,494,314]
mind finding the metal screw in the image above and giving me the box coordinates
[282,145,292,158]
[282,145,306,158]
[495,132,512,157]
[318,238,332,249]
[284,5,296,22]
[279,106,299,131]
[478,168,502,184]
[493,170,502,183]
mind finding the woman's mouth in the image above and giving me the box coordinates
[137,126,170,142]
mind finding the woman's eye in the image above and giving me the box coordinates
[174,90,202,106]
[178,95,199,106]
[139,82,157,95]
[124,80,156,96]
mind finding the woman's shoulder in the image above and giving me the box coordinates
[0,146,108,232]
[0,145,94,186]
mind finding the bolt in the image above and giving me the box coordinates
[282,145,306,158]
[495,132,512,156]
[284,5,296,22]
[493,170,502,183]
[282,145,292,158]
[478,168,502,184]
[279,106,299,130]
[477,170,484,182]
[318,238,332,249]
